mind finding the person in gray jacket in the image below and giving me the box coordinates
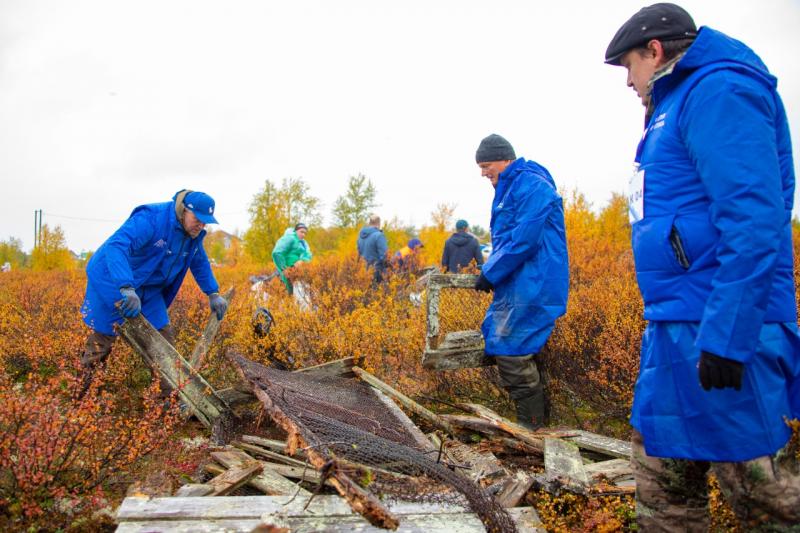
[442,219,483,273]
[357,214,388,283]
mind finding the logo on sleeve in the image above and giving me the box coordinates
[153,239,167,248]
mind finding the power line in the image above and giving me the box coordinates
[43,212,123,223]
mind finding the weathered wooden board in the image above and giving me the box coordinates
[214,387,256,407]
[175,484,215,497]
[456,403,545,452]
[189,287,235,369]
[241,435,289,453]
[496,471,535,508]
[439,414,505,437]
[295,356,356,379]
[565,430,631,459]
[369,385,438,453]
[206,462,263,496]
[232,442,308,468]
[584,458,633,483]
[544,438,589,485]
[117,313,229,428]
[116,496,545,532]
[444,439,506,482]
[211,449,309,496]
[352,366,456,436]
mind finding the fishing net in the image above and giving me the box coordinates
[231,354,517,533]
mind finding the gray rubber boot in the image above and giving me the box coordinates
[514,388,545,431]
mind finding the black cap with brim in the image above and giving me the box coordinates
[605,3,697,65]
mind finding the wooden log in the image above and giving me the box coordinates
[175,484,215,497]
[352,366,456,436]
[241,435,291,453]
[117,313,229,428]
[189,287,235,369]
[544,437,588,486]
[496,471,535,508]
[295,356,356,379]
[565,430,631,459]
[454,403,545,452]
[211,449,310,496]
[231,354,400,530]
[206,462,263,496]
[439,414,505,438]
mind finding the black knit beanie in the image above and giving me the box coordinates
[475,134,516,163]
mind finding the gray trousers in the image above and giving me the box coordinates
[494,354,543,400]
[81,326,176,396]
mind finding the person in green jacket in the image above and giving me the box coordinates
[272,222,312,293]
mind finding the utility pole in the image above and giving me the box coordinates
[34,209,42,248]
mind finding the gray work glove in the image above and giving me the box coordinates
[119,287,141,318]
[208,292,228,320]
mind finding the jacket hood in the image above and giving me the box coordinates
[500,158,557,189]
[283,228,297,238]
[450,232,474,247]
[672,27,776,88]
[359,226,381,239]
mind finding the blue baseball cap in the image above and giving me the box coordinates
[408,238,423,249]
[183,191,218,224]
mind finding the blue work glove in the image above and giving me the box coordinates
[474,273,493,293]
[698,351,743,391]
[209,293,228,320]
[119,287,141,318]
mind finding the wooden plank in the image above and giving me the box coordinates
[215,387,256,407]
[444,440,506,483]
[427,273,480,291]
[241,435,290,453]
[584,458,633,483]
[116,509,544,533]
[565,430,631,459]
[352,366,456,436]
[233,442,309,468]
[175,484,215,497]
[189,287,235,368]
[495,471,535,508]
[295,356,355,379]
[117,313,229,428]
[116,496,544,531]
[231,354,401,530]
[544,438,588,485]
[211,449,310,496]
[206,462,263,496]
[421,348,492,371]
[369,387,437,453]
[205,462,321,491]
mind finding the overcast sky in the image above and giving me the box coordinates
[1,0,799,252]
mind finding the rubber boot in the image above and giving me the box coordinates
[515,388,545,431]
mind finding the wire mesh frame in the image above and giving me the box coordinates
[230,354,518,533]
[422,274,494,371]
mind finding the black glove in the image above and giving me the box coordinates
[698,351,743,391]
[119,287,141,318]
[474,273,493,293]
[209,293,228,320]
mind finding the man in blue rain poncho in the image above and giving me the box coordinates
[80,190,228,394]
[605,3,800,528]
[473,134,569,431]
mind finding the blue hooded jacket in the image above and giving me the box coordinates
[481,158,569,356]
[82,191,219,334]
[357,226,388,266]
[628,28,799,461]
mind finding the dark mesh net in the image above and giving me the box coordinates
[232,354,517,533]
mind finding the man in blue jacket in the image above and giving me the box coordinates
[357,214,389,283]
[80,190,228,393]
[474,134,569,430]
[441,219,483,273]
[606,3,800,528]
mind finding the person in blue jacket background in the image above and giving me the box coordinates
[606,3,800,528]
[474,134,569,430]
[80,190,228,394]
[357,214,389,283]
